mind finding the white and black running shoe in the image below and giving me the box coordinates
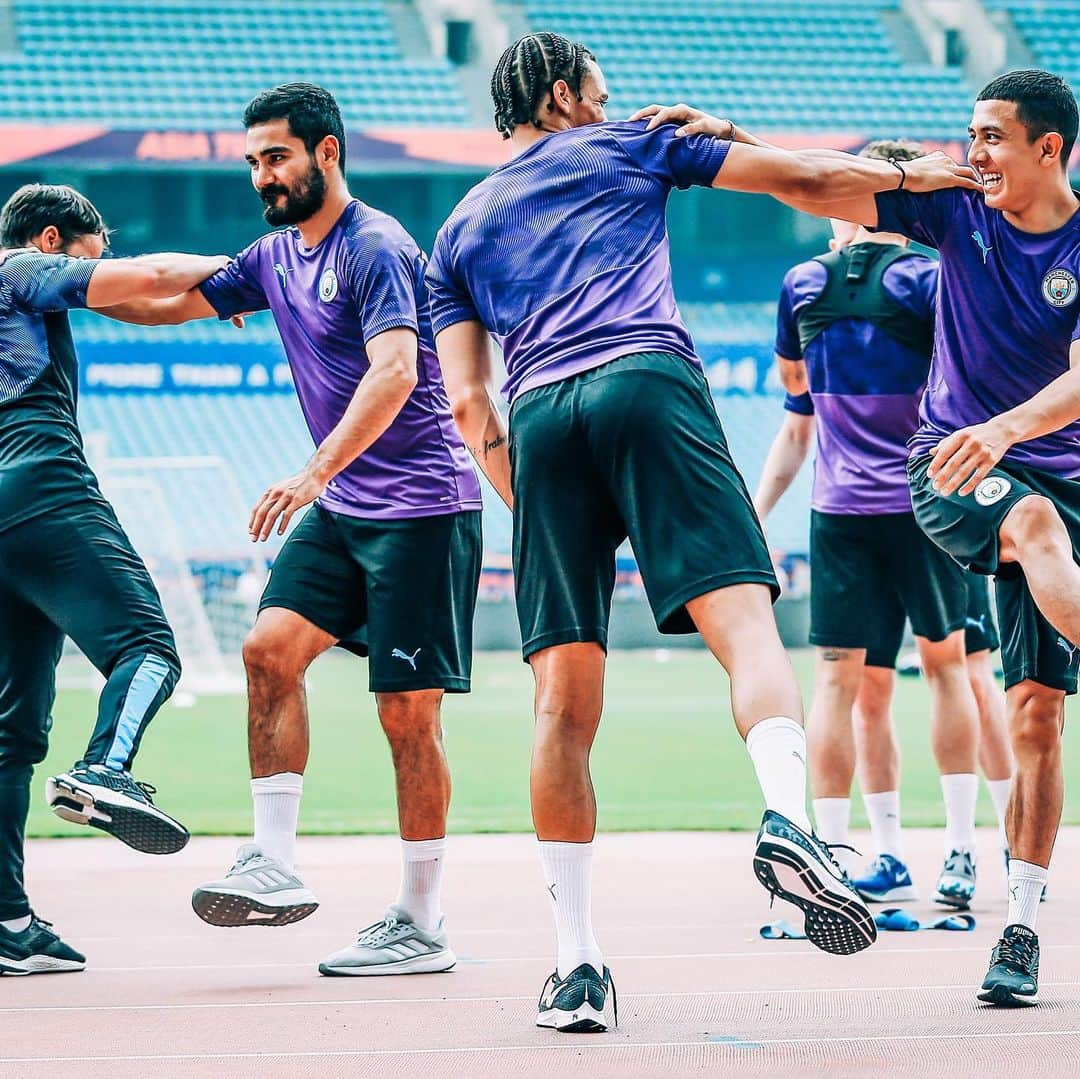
[753,809,877,956]
[45,763,189,855]
[192,844,319,927]
[536,963,617,1033]
[0,914,86,975]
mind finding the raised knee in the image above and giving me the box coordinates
[1002,495,1068,558]
[1009,690,1062,757]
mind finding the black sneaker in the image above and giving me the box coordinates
[45,763,189,855]
[0,914,86,975]
[536,963,617,1033]
[978,924,1039,1006]
[753,810,877,956]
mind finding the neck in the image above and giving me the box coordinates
[509,120,567,157]
[296,178,352,247]
[1002,174,1079,233]
[851,227,908,247]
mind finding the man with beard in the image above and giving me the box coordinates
[637,68,1079,1009]
[106,83,483,976]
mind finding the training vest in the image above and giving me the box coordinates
[795,242,934,357]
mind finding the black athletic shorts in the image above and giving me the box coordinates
[260,504,482,693]
[508,352,778,660]
[810,509,968,661]
[909,454,1080,693]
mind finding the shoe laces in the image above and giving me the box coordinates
[996,934,1037,971]
[228,847,268,874]
[356,916,402,948]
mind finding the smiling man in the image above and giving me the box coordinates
[639,68,1080,1008]
[102,83,483,975]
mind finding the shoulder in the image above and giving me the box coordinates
[782,258,828,303]
[343,203,420,264]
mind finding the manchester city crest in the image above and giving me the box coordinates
[1042,267,1077,308]
[318,267,339,303]
[974,476,1012,507]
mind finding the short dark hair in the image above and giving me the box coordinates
[977,69,1078,169]
[490,32,596,139]
[0,183,107,248]
[242,82,347,174]
[860,139,925,163]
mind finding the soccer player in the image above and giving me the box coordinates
[104,84,483,976]
[644,68,1079,1008]
[751,162,989,909]
[427,31,979,1031]
[0,184,228,975]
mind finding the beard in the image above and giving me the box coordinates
[258,161,327,225]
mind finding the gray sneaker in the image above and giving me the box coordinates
[318,905,456,976]
[935,848,976,909]
[191,843,319,927]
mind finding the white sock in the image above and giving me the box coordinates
[745,716,812,832]
[538,840,603,979]
[395,837,446,933]
[251,771,303,872]
[811,798,855,872]
[985,777,1012,848]
[863,790,905,860]
[1007,859,1048,931]
[0,914,31,932]
[940,773,978,854]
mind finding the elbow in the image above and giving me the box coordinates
[387,354,419,395]
[448,383,488,432]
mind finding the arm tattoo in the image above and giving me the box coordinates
[483,435,506,455]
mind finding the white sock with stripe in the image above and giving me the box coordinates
[539,840,603,980]
[745,716,813,833]
[251,772,303,872]
[395,837,446,933]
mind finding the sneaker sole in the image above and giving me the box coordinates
[856,885,920,903]
[934,888,974,910]
[536,1002,607,1033]
[191,887,319,928]
[978,984,1039,1007]
[318,949,456,977]
[46,776,189,856]
[0,955,86,976]
[754,837,877,956]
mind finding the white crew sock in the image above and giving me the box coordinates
[812,798,855,872]
[251,771,303,872]
[538,840,603,979]
[940,773,978,854]
[863,790,905,860]
[395,837,446,933]
[0,915,31,932]
[745,716,812,832]
[1007,859,1048,932]
[985,777,1012,848]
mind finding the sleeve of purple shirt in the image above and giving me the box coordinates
[872,189,966,249]
[774,270,803,360]
[426,227,481,336]
[784,391,814,415]
[619,122,732,190]
[344,237,423,345]
[3,251,97,312]
[198,242,269,320]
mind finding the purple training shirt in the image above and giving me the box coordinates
[874,187,1080,477]
[775,247,939,514]
[200,200,481,519]
[426,121,730,403]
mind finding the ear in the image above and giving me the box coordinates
[318,134,341,171]
[548,78,574,117]
[30,226,63,253]
[1039,130,1064,169]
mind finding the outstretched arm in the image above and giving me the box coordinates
[96,287,222,325]
[436,319,512,510]
[248,327,421,540]
[753,410,815,520]
[929,339,1080,496]
[84,253,230,310]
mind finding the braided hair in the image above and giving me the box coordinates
[490,32,596,139]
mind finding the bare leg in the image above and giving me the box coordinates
[804,648,864,799]
[999,496,1080,647]
[376,690,450,841]
[968,650,1013,782]
[917,631,979,776]
[854,666,899,794]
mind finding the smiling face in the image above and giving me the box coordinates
[245,118,331,226]
[968,98,1063,213]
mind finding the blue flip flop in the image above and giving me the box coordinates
[760,919,807,940]
[929,912,976,931]
[874,907,920,931]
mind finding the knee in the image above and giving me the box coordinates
[377,692,443,746]
[242,629,302,691]
[1001,496,1070,561]
[1009,689,1063,759]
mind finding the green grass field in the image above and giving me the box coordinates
[28,649,1079,837]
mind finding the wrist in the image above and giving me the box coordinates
[888,157,906,190]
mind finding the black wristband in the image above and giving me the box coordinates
[889,157,906,190]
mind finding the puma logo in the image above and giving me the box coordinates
[1056,637,1077,660]
[391,647,421,670]
[972,230,993,264]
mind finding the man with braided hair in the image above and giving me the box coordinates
[428,32,981,1032]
